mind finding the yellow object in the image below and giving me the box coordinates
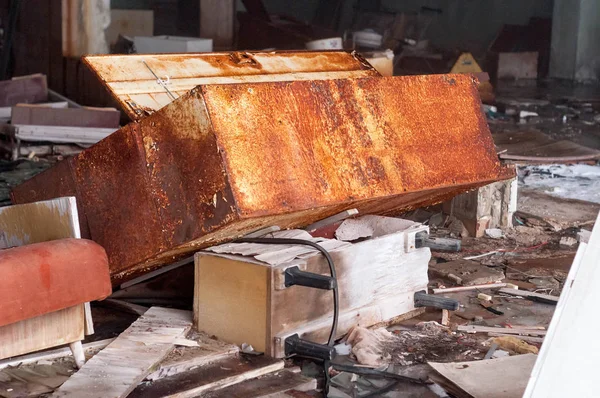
[451,53,483,74]
[493,336,539,355]
[478,293,492,301]
[505,283,519,290]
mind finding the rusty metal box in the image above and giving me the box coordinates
[12,51,513,284]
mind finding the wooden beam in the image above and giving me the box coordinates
[200,0,235,49]
[458,325,546,336]
[433,283,507,294]
[52,307,192,398]
[498,288,559,304]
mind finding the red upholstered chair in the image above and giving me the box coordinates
[0,198,111,367]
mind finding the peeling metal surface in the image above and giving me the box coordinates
[12,71,514,284]
[83,51,378,120]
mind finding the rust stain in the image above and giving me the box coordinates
[12,68,513,285]
[201,74,503,218]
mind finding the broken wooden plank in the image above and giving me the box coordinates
[433,283,507,294]
[458,325,546,336]
[129,355,284,398]
[146,332,239,381]
[0,338,114,370]
[52,307,192,398]
[498,288,559,305]
[429,354,537,398]
[15,125,116,144]
[201,369,317,398]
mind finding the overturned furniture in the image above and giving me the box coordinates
[11,51,514,284]
[195,215,457,358]
[0,198,111,367]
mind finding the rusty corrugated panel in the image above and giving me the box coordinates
[12,72,514,284]
[82,51,378,120]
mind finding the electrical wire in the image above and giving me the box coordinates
[236,237,339,346]
[236,237,339,395]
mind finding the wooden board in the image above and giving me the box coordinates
[458,325,546,336]
[52,307,192,398]
[0,196,80,248]
[195,255,269,353]
[0,305,84,359]
[429,354,537,398]
[201,369,317,398]
[129,355,284,398]
[15,125,116,144]
[524,212,600,397]
[11,105,120,128]
[146,332,239,381]
[498,288,558,304]
[81,51,377,119]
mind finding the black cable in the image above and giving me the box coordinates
[236,237,339,346]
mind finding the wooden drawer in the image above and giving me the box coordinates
[194,216,430,357]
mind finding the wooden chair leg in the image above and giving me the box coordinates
[69,341,85,369]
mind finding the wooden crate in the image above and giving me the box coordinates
[194,216,430,357]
